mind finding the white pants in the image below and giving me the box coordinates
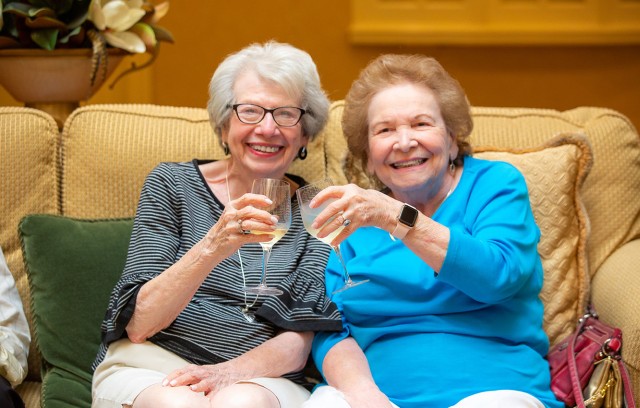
[92,339,309,408]
[303,386,545,408]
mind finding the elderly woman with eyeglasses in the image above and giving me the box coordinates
[91,41,342,408]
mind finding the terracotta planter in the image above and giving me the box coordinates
[0,48,127,128]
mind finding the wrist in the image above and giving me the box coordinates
[391,203,419,239]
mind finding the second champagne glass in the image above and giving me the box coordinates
[244,178,291,296]
[296,178,369,294]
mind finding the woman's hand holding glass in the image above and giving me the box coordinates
[243,178,292,296]
[296,178,369,293]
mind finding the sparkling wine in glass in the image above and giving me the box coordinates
[296,178,369,294]
[244,178,291,296]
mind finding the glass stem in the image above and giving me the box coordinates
[332,244,353,285]
[259,248,272,287]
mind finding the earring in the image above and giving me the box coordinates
[298,146,308,160]
[222,142,230,156]
[449,160,455,174]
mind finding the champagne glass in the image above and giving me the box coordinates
[296,178,369,294]
[244,178,291,296]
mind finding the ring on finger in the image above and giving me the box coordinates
[342,218,351,227]
[237,218,250,235]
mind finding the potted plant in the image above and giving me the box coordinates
[0,0,173,127]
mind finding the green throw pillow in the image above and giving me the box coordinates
[19,215,133,408]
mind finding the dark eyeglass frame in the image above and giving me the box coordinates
[230,103,306,127]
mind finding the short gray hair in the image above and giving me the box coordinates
[207,41,330,144]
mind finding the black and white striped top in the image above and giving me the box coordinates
[93,160,342,385]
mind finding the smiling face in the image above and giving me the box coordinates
[223,70,308,179]
[367,82,458,202]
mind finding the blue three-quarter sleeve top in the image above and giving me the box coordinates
[311,156,563,407]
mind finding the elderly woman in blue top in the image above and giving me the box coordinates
[302,54,563,408]
[91,41,341,408]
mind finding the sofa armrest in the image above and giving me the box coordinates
[590,239,640,401]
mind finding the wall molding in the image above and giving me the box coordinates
[350,0,640,45]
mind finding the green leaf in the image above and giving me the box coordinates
[1,12,18,38]
[59,25,80,43]
[31,27,58,50]
[3,3,33,18]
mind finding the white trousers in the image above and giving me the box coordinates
[302,386,545,408]
[92,339,309,408]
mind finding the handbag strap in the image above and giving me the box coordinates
[567,316,589,408]
[567,310,636,408]
[618,359,637,408]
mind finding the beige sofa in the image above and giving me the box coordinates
[1,102,638,407]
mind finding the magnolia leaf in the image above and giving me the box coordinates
[27,7,56,19]
[3,3,32,18]
[55,0,76,15]
[31,27,58,50]
[0,36,22,48]
[1,12,19,38]
[27,0,74,13]
[25,0,52,7]
[64,1,90,30]
[151,24,174,43]
[24,15,67,30]
[104,30,145,53]
[58,25,82,43]
[129,22,155,49]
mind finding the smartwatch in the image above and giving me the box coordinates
[391,203,419,239]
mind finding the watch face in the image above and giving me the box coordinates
[399,204,419,227]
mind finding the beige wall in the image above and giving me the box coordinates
[2,1,639,129]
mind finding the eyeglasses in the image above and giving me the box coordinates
[231,104,306,127]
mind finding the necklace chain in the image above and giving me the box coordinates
[225,164,258,316]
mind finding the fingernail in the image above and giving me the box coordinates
[264,198,273,204]
[270,216,278,224]
[170,380,176,386]
[162,379,168,386]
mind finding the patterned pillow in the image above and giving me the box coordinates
[474,133,592,345]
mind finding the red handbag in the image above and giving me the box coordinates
[547,309,636,407]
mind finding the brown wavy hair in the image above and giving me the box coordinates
[343,54,473,187]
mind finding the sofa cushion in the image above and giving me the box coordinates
[61,104,347,219]
[0,107,59,380]
[19,215,133,408]
[470,107,640,280]
[474,133,592,346]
